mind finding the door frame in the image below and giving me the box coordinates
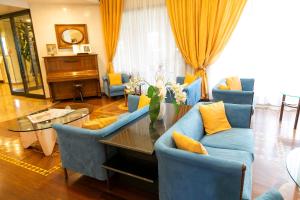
[0,9,45,99]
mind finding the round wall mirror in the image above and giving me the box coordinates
[61,29,84,44]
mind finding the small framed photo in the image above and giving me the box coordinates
[80,44,91,53]
[72,44,81,54]
[46,44,57,56]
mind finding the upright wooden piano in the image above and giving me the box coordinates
[44,54,101,101]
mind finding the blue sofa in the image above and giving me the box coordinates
[155,102,253,200]
[166,76,202,106]
[52,95,148,181]
[102,73,130,97]
[212,78,255,105]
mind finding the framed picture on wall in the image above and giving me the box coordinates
[72,44,91,54]
[55,24,89,49]
[46,44,57,56]
[81,44,91,53]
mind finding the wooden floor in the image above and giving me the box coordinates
[0,83,299,199]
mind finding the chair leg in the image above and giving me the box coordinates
[64,168,68,180]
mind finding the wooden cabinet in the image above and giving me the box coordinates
[44,54,101,101]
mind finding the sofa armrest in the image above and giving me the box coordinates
[155,141,245,200]
[128,95,140,113]
[212,89,254,105]
[224,103,252,128]
[122,73,130,83]
[52,105,149,138]
[176,76,185,85]
[183,78,202,105]
[241,78,255,91]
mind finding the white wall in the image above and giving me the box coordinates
[29,3,106,98]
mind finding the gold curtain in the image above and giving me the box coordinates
[166,0,247,99]
[100,0,124,73]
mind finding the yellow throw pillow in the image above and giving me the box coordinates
[172,131,208,155]
[218,84,230,90]
[108,73,122,86]
[226,76,242,90]
[137,94,151,109]
[184,74,198,84]
[82,116,117,130]
[199,101,231,135]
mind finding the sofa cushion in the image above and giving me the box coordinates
[205,146,252,200]
[172,131,208,155]
[200,128,254,160]
[199,101,231,135]
[110,85,126,92]
[108,73,122,85]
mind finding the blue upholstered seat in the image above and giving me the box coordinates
[165,76,202,105]
[155,102,254,200]
[102,73,130,97]
[212,78,255,105]
[201,128,254,159]
[52,96,148,181]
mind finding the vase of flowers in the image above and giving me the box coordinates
[147,79,186,128]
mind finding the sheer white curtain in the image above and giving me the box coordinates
[113,0,186,84]
[207,0,300,105]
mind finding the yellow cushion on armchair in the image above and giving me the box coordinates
[226,76,242,90]
[108,73,122,86]
[184,74,198,84]
[138,94,151,109]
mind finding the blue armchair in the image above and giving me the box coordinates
[166,76,202,105]
[212,78,255,105]
[102,73,130,97]
[52,96,148,181]
[155,102,254,200]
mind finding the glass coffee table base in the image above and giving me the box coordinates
[19,115,89,156]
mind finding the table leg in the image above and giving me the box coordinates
[104,145,111,190]
[294,99,300,130]
[279,94,286,121]
[124,93,128,107]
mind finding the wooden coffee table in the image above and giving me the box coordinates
[7,103,92,156]
[99,103,191,190]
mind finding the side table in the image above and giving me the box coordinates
[279,93,300,130]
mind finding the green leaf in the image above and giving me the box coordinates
[147,85,156,98]
[172,99,179,114]
[149,95,160,123]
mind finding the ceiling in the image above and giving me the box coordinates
[0,5,25,15]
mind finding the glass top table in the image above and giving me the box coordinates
[7,103,91,132]
[98,103,191,186]
[286,148,300,187]
[99,103,191,155]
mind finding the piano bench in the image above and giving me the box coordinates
[73,83,84,102]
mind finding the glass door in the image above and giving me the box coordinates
[13,14,44,96]
[0,10,45,98]
[0,18,25,94]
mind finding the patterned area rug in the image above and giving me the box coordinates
[92,99,128,117]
